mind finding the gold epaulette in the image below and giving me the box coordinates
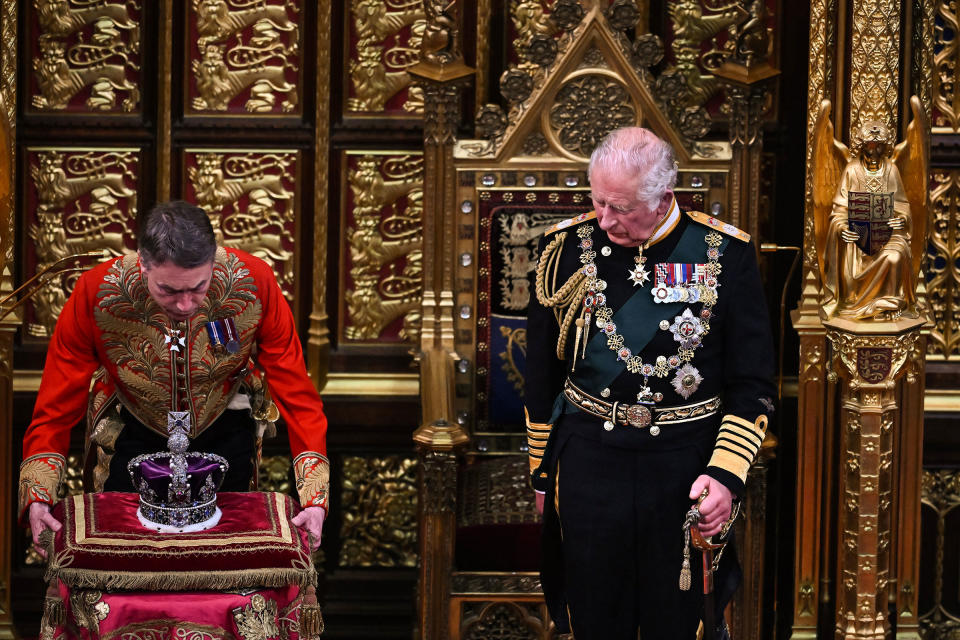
[545,210,597,235]
[685,210,751,243]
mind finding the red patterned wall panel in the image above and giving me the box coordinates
[339,151,423,345]
[186,0,302,116]
[23,146,141,337]
[182,148,300,311]
[345,0,425,115]
[27,0,142,114]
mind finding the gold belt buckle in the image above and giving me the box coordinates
[624,404,652,428]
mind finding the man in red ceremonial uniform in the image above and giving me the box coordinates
[20,200,329,551]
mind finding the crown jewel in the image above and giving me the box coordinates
[127,411,229,533]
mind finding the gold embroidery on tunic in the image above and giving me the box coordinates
[93,249,262,437]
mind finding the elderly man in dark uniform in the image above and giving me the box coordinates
[525,127,775,639]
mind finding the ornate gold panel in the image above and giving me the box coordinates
[28,0,142,113]
[663,0,746,123]
[848,0,901,138]
[187,0,302,115]
[346,0,425,114]
[933,1,960,132]
[339,455,418,568]
[460,3,735,165]
[799,0,836,317]
[927,170,960,357]
[24,146,139,337]
[258,455,292,495]
[183,148,300,304]
[459,601,545,640]
[340,151,423,345]
[919,470,960,638]
[547,73,637,157]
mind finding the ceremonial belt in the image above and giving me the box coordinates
[563,378,721,433]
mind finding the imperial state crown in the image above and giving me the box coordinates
[127,411,228,532]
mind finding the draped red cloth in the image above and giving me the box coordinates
[41,492,322,639]
[51,581,306,640]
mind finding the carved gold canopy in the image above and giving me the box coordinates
[443,1,747,453]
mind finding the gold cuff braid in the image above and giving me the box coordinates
[707,414,767,485]
[293,453,330,510]
[18,453,66,519]
[525,407,552,478]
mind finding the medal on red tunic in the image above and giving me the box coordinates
[205,318,240,353]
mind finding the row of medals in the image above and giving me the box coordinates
[575,223,725,430]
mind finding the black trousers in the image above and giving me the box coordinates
[546,417,732,640]
[103,407,257,493]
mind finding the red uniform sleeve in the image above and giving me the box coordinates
[251,259,330,511]
[19,263,105,523]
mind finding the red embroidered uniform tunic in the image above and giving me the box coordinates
[18,248,329,522]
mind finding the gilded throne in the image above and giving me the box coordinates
[410,2,779,638]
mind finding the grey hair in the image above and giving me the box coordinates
[138,200,217,268]
[588,127,678,209]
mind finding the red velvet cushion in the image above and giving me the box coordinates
[46,491,314,591]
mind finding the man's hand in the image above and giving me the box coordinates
[688,475,733,537]
[535,491,545,515]
[888,216,906,230]
[28,502,62,559]
[291,505,326,550]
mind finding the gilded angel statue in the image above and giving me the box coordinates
[812,96,929,320]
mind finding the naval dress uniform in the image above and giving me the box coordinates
[18,248,330,524]
[524,199,775,639]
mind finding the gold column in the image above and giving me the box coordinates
[308,0,332,390]
[157,0,173,201]
[793,3,838,636]
[892,333,924,639]
[0,0,15,634]
[408,3,473,638]
[848,0,900,141]
[712,4,779,241]
[790,326,830,639]
[712,16,779,637]
[0,323,13,640]
[825,317,923,640]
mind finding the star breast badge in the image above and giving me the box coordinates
[627,263,650,287]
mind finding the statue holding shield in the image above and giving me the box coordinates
[812,96,928,321]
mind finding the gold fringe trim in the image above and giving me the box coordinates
[45,565,316,592]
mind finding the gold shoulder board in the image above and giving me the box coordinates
[685,210,751,243]
[545,210,597,236]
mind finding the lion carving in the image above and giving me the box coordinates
[35,0,139,40]
[188,153,293,218]
[194,0,298,45]
[31,151,135,211]
[32,38,139,111]
[192,44,296,112]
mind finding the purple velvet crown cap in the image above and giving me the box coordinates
[127,451,229,531]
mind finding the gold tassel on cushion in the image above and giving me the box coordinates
[300,584,325,638]
[42,596,65,626]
